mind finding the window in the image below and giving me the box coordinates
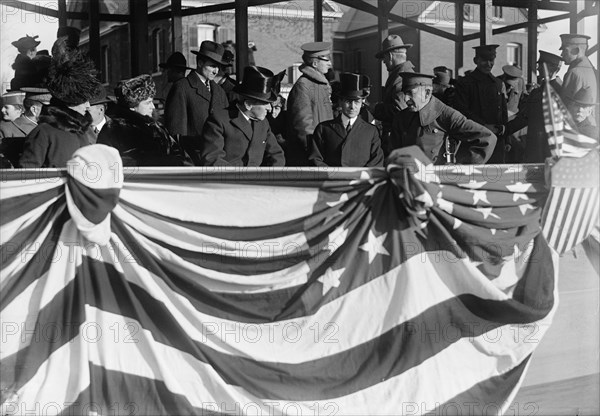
[152,28,162,73]
[493,6,503,20]
[463,4,473,22]
[188,24,216,64]
[506,43,522,68]
[332,51,343,71]
[353,49,362,73]
[100,45,109,84]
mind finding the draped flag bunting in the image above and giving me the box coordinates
[1,145,558,415]
[541,83,600,254]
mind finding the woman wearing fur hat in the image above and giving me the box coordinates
[98,74,190,166]
[18,50,100,168]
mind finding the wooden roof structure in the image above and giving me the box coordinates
[5,0,599,86]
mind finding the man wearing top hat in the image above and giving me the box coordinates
[10,35,41,91]
[307,73,383,167]
[559,34,598,112]
[199,66,285,167]
[285,41,334,166]
[505,50,564,163]
[453,44,508,163]
[373,35,415,155]
[165,40,231,165]
[0,88,51,167]
[389,73,496,165]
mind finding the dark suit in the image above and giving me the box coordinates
[308,116,383,167]
[200,106,285,167]
[164,71,229,164]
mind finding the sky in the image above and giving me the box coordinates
[1,1,597,93]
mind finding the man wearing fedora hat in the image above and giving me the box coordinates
[285,41,334,166]
[157,52,191,100]
[505,50,564,163]
[88,89,114,139]
[389,73,496,165]
[565,89,599,139]
[165,40,230,165]
[453,44,508,163]
[307,73,383,167]
[432,67,455,105]
[10,35,41,91]
[373,34,415,155]
[200,66,285,167]
[498,64,525,116]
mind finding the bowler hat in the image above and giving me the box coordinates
[301,41,331,58]
[559,34,590,50]
[89,88,114,106]
[375,35,412,59]
[433,71,451,87]
[399,73,434,91]
[502,64,522,78]
[191,41,229,66]
[336,72,370,99]
[1,91,25,106]
[11,35,40,51]
[159,52,192,70]
[21,87,51,105]
[566,88,598,107]
[233,66,277,103]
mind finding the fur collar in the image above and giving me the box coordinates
[299,64,330,84]
[39,104,93,135]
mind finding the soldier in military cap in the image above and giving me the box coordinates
[432,67,455,105]
[10,35,41,91]
[505,50,564,163]
[373,34,415,155]
[452,44,508,163]
[285,41,334,165]
[558,34,597,118]
[498,64,525,116]
[389,73,496,165]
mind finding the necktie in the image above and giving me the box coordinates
[346,120,352,134]
[93,126,99,135]
[205,79,211,92]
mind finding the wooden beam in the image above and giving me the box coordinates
[171,0,183,53]
[462,12,570,41]
[2,1,58,18]
[377,0,389,96]
[479,0,493,45]
[455,0,464,76]
[314,0,323,41]
[526,0,537,84]
[570,0,585,33]
[151,0,283,20]
[493,0,570,12]
[89,0,101,73]
[235,0,249,79]
[129,0,149,76]
[58,0,67,27]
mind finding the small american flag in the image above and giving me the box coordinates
[541,82,600,254]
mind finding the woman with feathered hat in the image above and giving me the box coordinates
[97,74,191,166]
[18,49,100,168]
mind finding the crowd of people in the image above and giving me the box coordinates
[1,28,597,169]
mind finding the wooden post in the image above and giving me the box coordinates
[314,0,323,42]
[377,0,389,101]
[129,0,149,76]
[89,0,101,73]
[455,0,464,76]
[171,0,183,54]
[527,0,538,84]
[235,0,249,80]
[58,0,67,28]
[479,0,493,45]
[569,0,585,34]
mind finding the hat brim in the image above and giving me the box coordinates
[502,65,522,78]
[375,44,413,59]
[90,98,113,105]
[159,63,193,70]
[191,50,229,66]
[233,86,277,103]
[336,90,370,100]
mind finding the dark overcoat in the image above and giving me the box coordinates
[390,96,496,165]
[200,106,285,167]
[0,116,37,167]
[453,68,508,163]
[307,116,383,167]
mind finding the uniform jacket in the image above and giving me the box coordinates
[164,71,229,164]
[390,96,496,165]
[453,68,508,163]
[307,116,383,167]
[19,104,92,168]
[285,64,333,165]
[561,56,598,104]
[200,106,285,167]
[98,106,190,166]
[0,116,38,167]
[373,60,415,124]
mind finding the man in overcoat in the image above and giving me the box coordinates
[373,35,415,155]
[452,45,508,163]
[389,73,496,165]
[165,41,230,164]
[308,72,383,167]
[199,66,285,167]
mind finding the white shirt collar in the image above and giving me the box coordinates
[341,114,358,127]
[93,116,107,131]
[236,103,251,122]
[196,71,209,85]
